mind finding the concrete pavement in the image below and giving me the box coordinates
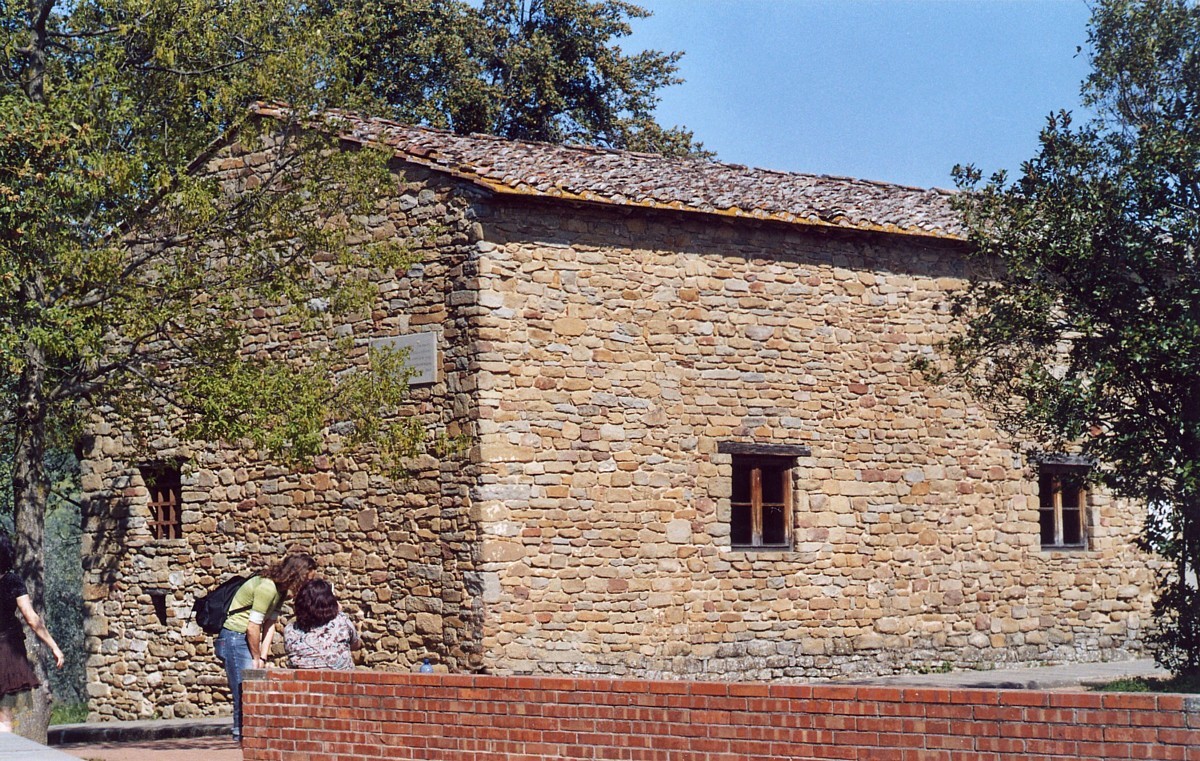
[50,717,236,761]
[0,732,80,760]
[49,717,231,745]
[51,717,236,761]
[837,657,1170,690]
[55,735,240,761]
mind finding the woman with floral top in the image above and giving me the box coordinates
[283,579,361,670]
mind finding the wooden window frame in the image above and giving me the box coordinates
[140,464,183,541]
[730,455,794,551]
[1038,464,1088,550]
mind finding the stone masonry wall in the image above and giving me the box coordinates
[471,198,1158,680]
[78,146,1161,719]
[78,150,486,720]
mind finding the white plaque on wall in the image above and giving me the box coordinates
[369,332,439,386]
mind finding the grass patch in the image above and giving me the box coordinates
[50,702,88,725]
[1094,674,1200,693]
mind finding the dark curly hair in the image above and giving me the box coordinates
[264,553,317,599]
[293,579,339,632]
[0,533,14,575]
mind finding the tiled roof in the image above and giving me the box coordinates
[255,105,962,241]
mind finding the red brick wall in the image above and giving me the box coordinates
[241,669,1200,760]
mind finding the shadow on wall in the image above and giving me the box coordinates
[0,449,88,710]
[45,497,86,708]
[78,461,132,709]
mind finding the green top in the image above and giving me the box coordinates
[222,576,282,633]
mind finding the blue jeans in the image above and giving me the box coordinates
[214,628,253,739]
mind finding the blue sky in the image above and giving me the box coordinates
[627,0,1094,189]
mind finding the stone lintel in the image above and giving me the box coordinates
[1036,453,1094,470]
[717,441,811,458]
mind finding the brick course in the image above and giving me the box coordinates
[241,669,1200,760]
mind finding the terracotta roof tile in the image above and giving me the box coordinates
[255,105,963,240]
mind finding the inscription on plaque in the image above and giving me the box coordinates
[369,332,438,386]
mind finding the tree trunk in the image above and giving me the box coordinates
[22,1,52,102]
[12,11,59,735]
[1174,392,1200,677]
[14,0,54,726]
[11,353,52,743]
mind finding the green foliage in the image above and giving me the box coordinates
[0,1,400,461]
[330,0,710,157]
[1094,673,1200,693]
[945,0,1200,675]
[180,341,423,474]
[0,4,430,684]
[0,0,697,732]
[1094,677,1153,693]
[49,702,88,726]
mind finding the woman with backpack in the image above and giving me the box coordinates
[0,532,63,733]
[215,552,317,742]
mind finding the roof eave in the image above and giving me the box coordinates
[281,105,964,243]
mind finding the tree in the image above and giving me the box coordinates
[331,0,710,157]
[945,0,1200,675]
[0,0,422,737]
[1,0,698,736]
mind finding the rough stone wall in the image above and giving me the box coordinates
[471,199,1158,680]
[79,147,1162,718]
[78,150,485,720]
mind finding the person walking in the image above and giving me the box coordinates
[0,532,63,733]
[283,579,361,670]
[215,553,316,742]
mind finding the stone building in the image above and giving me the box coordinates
[78,109,1157,720]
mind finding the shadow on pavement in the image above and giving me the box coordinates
[56,735,241,761]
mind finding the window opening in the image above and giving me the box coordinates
[1038,466,1087,549]
[140,464,182,540]
[148,590,169,626]
[731,455,793,550]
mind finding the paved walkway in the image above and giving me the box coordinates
[51,718,237,761]
[836,657,1170,690]
[56,735,240,761]
[41,658,1173,761]
[0,732,80,760]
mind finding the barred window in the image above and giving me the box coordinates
[140,464,182,540]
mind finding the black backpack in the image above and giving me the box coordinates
[192,576,252,634]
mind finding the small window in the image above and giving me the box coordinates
[140,464,182,540]
[731,455,793,550]
[1038,466,1087,550]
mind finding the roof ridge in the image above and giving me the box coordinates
[474,128,948,195]
[251,103,963,240]
[266,103,952,195]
